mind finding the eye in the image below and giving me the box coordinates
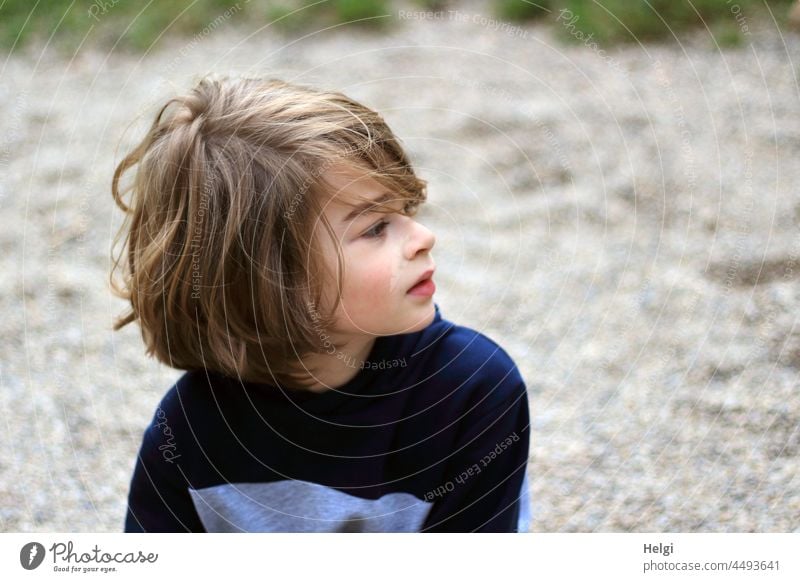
[362,219,389,239]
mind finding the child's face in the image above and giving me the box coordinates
[316,164,437,337]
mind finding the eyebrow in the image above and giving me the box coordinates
[340,191,396,224]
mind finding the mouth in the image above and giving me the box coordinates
[407,268,436,296]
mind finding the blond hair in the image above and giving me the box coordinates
[111,76,426,389]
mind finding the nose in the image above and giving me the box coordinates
[405,219,436,261]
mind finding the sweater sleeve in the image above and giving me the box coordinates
[123,402,205,533]
[421,371,531,533]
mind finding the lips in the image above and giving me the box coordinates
[407,268,436,296]
[410,268,434,288]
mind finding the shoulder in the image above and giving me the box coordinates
[142,369,223,448]
[151,369,218,420]
[136,369,231,470]
[413,304,526,406]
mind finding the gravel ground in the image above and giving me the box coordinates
[1,1,799,532]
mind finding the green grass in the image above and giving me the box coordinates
[0,0,795,53]
[0,0,264,53]
[496,0,552,22]
[334,0,390,24]
[539,0,795,46]
[0,0,390,53]
[257,0,391,35]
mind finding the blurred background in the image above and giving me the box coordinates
[1,0,799,532]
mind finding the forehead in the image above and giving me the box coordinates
[319,164,381,204]
[318,163,390,221]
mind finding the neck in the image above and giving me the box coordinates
[298,334,377,393]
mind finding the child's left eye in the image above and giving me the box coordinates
[363,219,389,239]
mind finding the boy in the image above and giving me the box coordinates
[114,76,531,532]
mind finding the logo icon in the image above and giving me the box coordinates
[20,542,46,570]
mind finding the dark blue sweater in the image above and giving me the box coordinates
[124,304,531,532]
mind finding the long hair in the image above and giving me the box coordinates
[110,76,426,389]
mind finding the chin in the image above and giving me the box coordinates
[402,303,436,333]
[356,303,435,336]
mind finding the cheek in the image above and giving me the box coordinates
[343,260,394,305]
